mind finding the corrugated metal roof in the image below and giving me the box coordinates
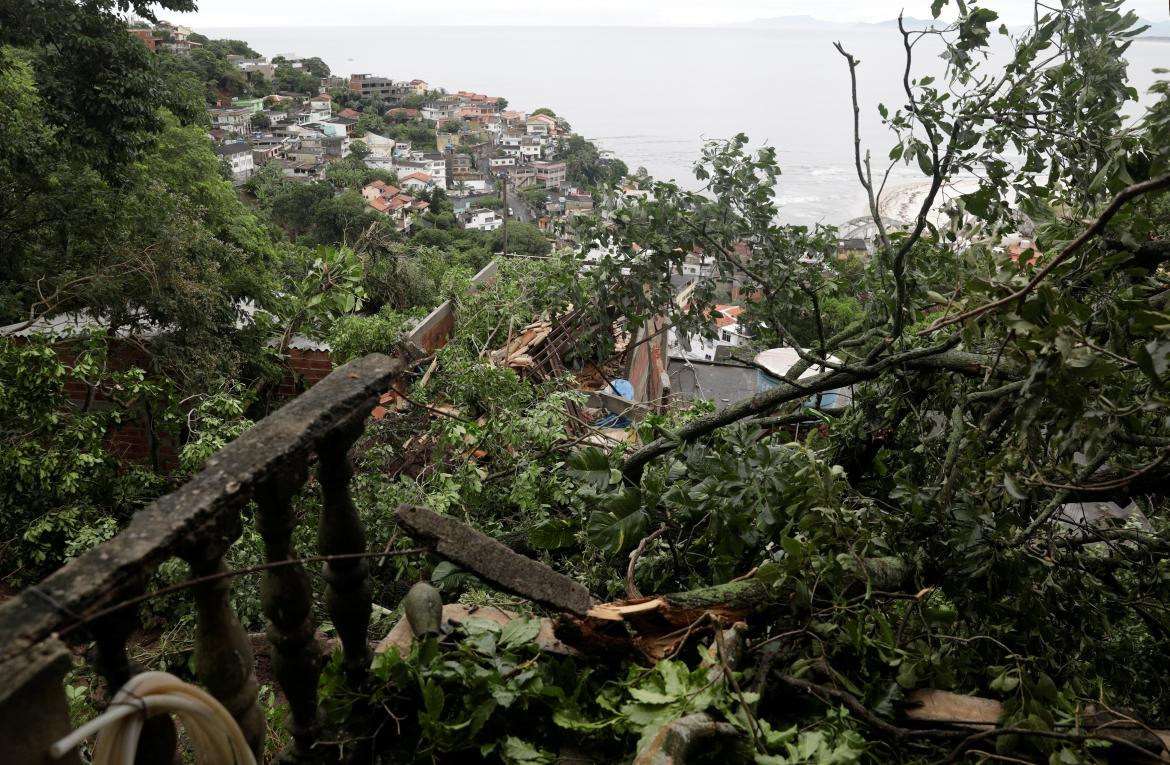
[0,313,162,339]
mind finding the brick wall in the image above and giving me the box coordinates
[50,340,181,470]
[277,348,335,399]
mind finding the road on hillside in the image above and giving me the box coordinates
[501,175,534,224]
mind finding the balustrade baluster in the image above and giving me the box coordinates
[0,356,405,765]
[89,606,176,764]
[179,512,264,760]
[0,639,81,765]
[256,463,326,761]
[316,414,375,679]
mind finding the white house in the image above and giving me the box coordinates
[315,121,349,139]
[421,102,460,123]
[361,132,396,170]
[456,178,489,193]
[400,172,434,191]
[520,137,543,161]
[463,208,502,231]
[307,94,332,121]
[209,107,252,136]
[667,304,747,362]
[413,152,448,189]
[214,142,254,181]
[525,114,556,136]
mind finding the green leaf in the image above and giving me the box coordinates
[626,686,677,704]
[528,518,576,549]
[930,0,948,19]
[552,707,614,732]
[586,488,649,554]
[500,617,542,649]
[989,667,1020,693]
[1003,475,1026,500]
[500,736,552,764]
[567,447,616,489]
[916,145,935,176]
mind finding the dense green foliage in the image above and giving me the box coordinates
[0,7,495,586]
[7,2,1170,764]
[560,134,628,190]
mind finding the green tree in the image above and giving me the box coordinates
[199,38,260,58]
[0,0,201,172]
[568,2,1170,754]
[561,135,625,190]
[0,337,166,585]
[487,221,551,256]
[306,191,382,246]
[273,62,317,94]
[301,56,330,78]
[401,93,427,109]
[354,111,387,137]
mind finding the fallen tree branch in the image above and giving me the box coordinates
[931,724,1165,765]
[776,673,963,740]
[559,558,910,660]
[395,504,593,616]
[622,338,1025,481]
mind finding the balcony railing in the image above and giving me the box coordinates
[0,352,404,764]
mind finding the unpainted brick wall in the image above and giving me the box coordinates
[277,349,335,398]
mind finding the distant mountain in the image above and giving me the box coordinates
[734,15,943,31]
[735,13,1169,36]
[871,16,941,30]
[730,15,846,29]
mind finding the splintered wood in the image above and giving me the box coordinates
[557,583,764,663]
[489,320,553,371]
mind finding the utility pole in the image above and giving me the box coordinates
[501,169,509,258]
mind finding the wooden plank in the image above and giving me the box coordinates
[395,505,592,616]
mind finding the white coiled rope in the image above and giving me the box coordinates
[50,671,257,765]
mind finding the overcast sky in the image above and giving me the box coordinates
[167,0,1168,28]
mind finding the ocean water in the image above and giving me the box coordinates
[204,24,1169,226]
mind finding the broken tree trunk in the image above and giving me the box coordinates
[559,557,908,661]
[394,504,592,616]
